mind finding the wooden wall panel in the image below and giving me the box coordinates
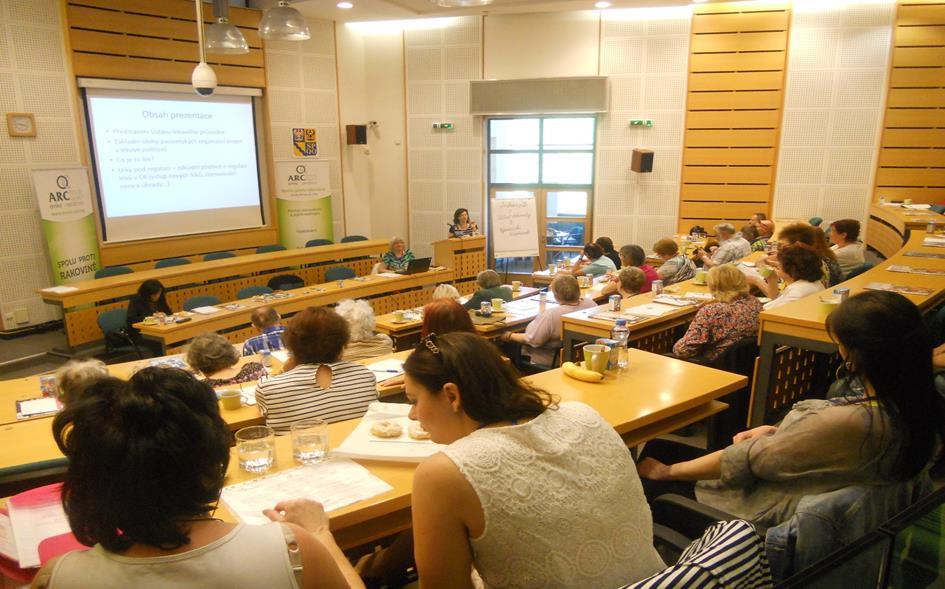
[679,2,790,234]
[66,0,264,87]
[874,1,945,205]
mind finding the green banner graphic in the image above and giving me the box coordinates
[32,168,101,285]
[274,160,334,248]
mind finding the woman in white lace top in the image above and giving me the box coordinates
[402,332,665,588]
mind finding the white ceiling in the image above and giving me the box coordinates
[249,0,692,23]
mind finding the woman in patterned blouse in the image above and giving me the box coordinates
[672,264,762,363]
[379,236,415,272]
[448,208,479,238]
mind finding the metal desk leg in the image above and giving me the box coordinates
[749,331,779,427]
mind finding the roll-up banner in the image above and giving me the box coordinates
[274,160,333,249]
[32,168,102,284]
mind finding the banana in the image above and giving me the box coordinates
[562,362,604,383]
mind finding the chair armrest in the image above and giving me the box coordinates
[652,523,693,566]
[651,494,738,540]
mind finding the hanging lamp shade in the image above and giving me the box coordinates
[206,18,250,54]
[206,0,249,54]
[259,1,311,41]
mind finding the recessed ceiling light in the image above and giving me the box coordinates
[595,1,611,6]
[337,1,353,7]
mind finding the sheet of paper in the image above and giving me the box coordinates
[270,350,290,364]
[652,295,699,307]
[8,497,70,568]
[41,286,78,294]
[16,398,60,419]
[887,265,945,276]
[624,303,679,317]
[376,272,402,278]
[367,358,404,380]
[685,292,714,301]
[903,203,932,210]
[863,282,934,296]
[923,236,945,248]
[191,306,221,315]
[0,513,17,562]
[904,251,945,259]
[221,458,392,525]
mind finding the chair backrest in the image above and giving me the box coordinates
[714,337,759,377]
[708,337,760,449]
[340,235,368,243]
[845,262,873,279]
[94,265,133,279]
[765,473,933,582]
[808,216,823,227]
[183,295,221,311]
[154,257,191,269]
[97,308,127,335]
[203,251,235,261]
[267,274,304,291]
[325,266,356,281]
[305,238,334,247]
[237,285,273,299]
[620,520,772,589]
[256,244,287,254]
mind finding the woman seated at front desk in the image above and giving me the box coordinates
[379,236,415,273]
[125,279,172,357]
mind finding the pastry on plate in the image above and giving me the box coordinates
[370,419,403,438]
[408,422,431,440]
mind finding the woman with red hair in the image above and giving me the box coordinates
[421,298,476,338]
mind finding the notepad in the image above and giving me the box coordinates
[863,282,934,297]
[887,265,945,276]
[191,306,221,315]
[624,303,679,317]
[221,459,392,525]
[7,485,71,568]
[367,358,404,381]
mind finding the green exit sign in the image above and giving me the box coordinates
[629,119,653,127]
[432,122,454,129]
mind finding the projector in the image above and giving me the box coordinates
[192,62,217,96]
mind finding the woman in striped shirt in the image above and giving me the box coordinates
[255,306,377,434]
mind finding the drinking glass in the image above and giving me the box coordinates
[236,425,275,473]
[291,419,329,465]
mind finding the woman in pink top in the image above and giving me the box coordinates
[618,244,659,293]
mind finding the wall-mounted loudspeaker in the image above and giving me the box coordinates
[346,124,367,145]
[631,149,653,173]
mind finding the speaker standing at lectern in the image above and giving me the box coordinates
[448,207,479,238]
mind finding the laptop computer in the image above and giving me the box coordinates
[395,257,432,275]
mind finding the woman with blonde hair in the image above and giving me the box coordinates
[379,236,414,272]
[54,359,109,405]
[600,266,646,299]
[672,265,762,363]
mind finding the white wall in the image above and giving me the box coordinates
[773,0,894,232]
[595,7,691,251]
[0,0,76,329]
[483,11,600,80]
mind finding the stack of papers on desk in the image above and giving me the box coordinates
[221,459,392,525]
[376,272,402,278]
[903,203,932,210]
[0,484,74,569]
[887,265,945,276]
[191,306,221,315]
[863,282,934,297]
[652,295,699,307]
[40,286,77,294]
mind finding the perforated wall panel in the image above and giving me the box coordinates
[595,8,691,249]
[774,0,894,231]
[265,19,345,233]
[406,17,483,260]
[0,2,74,327]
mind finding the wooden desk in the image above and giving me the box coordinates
[867,203,945,259]
[750,229,945,427]
[135,269,454,352]
[375,285,539,349]
[217,350,744,548]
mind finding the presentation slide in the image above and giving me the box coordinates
[85,88,265,242]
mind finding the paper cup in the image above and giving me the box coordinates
[819,296,841,315]
[511,281,522,292]
[693,269,708,285]
[491,298,503,311]
[394,310,406,322]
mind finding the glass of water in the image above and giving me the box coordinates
[236,425,275,473]
[291,419,328,465]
